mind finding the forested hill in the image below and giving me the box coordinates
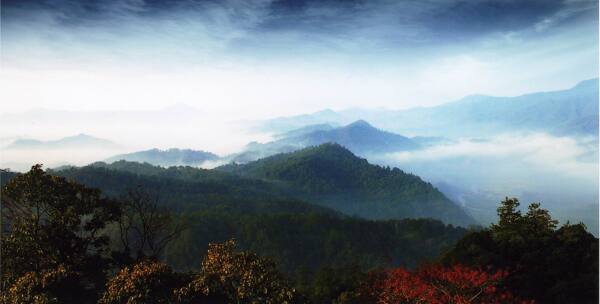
[49,161,315,214]
[218,143,476,226]
[10,163,471,279]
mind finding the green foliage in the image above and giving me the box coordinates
[164,207,467,291]
[51,144,474,226]
[302,264,367,304]
[51,161,300,213]
[1,165,597,303]
[443,197,599,303]
[219,143,475,226]
[1,165,121,301]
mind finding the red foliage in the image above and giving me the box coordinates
[371,265,534,304]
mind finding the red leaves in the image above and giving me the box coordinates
[371,265,534,304]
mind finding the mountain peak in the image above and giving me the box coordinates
[346,119,374,129]
[306,142,354,156]
[572,78,599,91]
[68,133,95,139]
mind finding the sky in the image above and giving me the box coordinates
[1,0,598,119]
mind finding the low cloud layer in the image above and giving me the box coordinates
[390,133,598,181]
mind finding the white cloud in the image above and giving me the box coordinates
[389,133,598,180]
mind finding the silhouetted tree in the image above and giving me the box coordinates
[443,197,598,303]
[1,165,120,302]
[116,187,184,262]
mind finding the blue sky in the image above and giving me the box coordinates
[1,0,598,118]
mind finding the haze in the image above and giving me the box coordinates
[0,0,597,231]
[2,0,598,118]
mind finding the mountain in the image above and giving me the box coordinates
[273,123,337,139]
[231,120,426,163]
[256,109,345,134]
[106,148,219,167]
[4,134,119,150]
[7,160,469,276]
[299,120,419,153]
[219,143,475,226]
[258,79,599,137]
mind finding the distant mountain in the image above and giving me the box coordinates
[256,109,345,134]
[4,134,119,150]
[231,120,427,163]
[300,120,419,152]
[219,143,476,226]
[106,148,219,167]
[273,123,337,139]
[259,79,599,137]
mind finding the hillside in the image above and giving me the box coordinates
[51,161,300,213]
[9,163,469,277]
[220,143,475,226]
[106,148,219,167]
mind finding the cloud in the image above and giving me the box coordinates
[389,133,598,180]
[2,0,596,59]
[0,0,597,118]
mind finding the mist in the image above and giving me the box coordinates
[369,133,599,231]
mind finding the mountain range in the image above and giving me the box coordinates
[4,134,119,150]
[258,78,599,137]
[52,144,474,227]
[105,148,219,167]
[229,120,441,163]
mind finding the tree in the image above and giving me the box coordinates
[175,239,297,304]
[369,265,531,304]
[0,265,79,304]
[443,197,598,303]
[99,260,186,304]
[1,165,121,301]
[115,187,184,263]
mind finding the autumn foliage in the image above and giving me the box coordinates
[0,265,79,304]
[99,260,184,304]
[364,265,533,304]
[98,240,296,304]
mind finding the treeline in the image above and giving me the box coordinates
[1,166,598,303]
[165,208,466,275]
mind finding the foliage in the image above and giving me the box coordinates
[2,166,596,304]
[52,144,475,226]
[99,260,186,304]
[115,187,185,263]
[365,265,531,304]
[165,209,467,277]
[443,197,599,303]
[1,165,121,301]
[219,143,474,226]
[302,264,368,304]
[44,160,469,282]
[0,265,79,304]
[176,239,296,304]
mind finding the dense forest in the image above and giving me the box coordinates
[1,146,598,303]
[219,143,474,226]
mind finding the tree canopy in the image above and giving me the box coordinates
[443,197,599,303]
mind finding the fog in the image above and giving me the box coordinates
[369,133,599,231]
